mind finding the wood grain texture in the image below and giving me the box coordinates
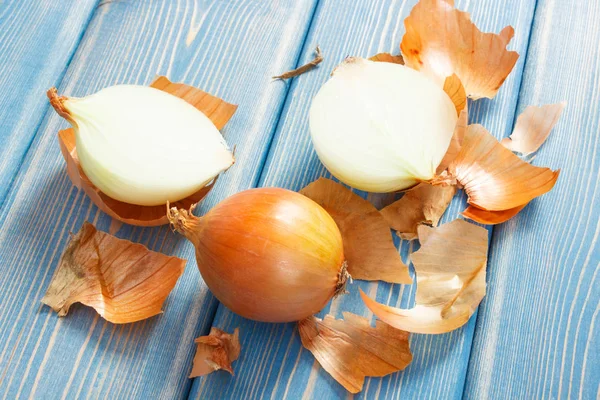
[0,1,317,398]
[464,0,600,398]
[0,0,98,208]
[192,0,537,398]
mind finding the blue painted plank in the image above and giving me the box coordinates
[0,0,98,207]
[0,1,317,398]
[464,0,600,398]
[192,0,537,399]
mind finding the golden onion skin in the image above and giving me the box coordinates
[178,188,345,322]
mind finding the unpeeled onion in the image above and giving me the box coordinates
[309,57,458,192]
[168,188,348,322]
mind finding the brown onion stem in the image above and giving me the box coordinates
[47,87,76,125]
[166,203,203,239]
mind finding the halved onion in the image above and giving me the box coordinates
[51,76,237,226]
[309,57,458,193]
[49,84,233,206]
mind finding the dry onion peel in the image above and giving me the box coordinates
[41,222,185,324]
[168,187,349,323]
[310,57,457,192]
[462,204,526,225]
[435,79,468,176]
[369,53,405,64]
[298,312,412,393]
[190,327,240,377]
[58,129,217,226]
[460,103,564,223]
[52,76,237,226]
[501,102,566,156]
[150,76,237,130]
[300,178,411,284]
[447,124,560,211]
[380,102,466,237]
[442,74,467,116]
[361,219,488,334]
[380,183,456,240]
[437,105,468,174]
[401,0,519,99]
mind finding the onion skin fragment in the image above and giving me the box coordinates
[401,0,519,99]
[380,183,456,240]
[448,124,560,211]
[360,219,488,334]
[442,74,467,116]
[190,327,240,377]
[41,222,186,324]
[369,53,405,64]
[300,178,412,284]
[462,204,526,225]
[501,102,566,157]
[459,103,565,223]
[298,312,412,393]
[168,188,348,323]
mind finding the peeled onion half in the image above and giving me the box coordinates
[49,85,234,206]
[309,58,458,192]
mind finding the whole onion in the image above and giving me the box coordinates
[168,188,349,322]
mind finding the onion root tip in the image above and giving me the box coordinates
[334,261,351,298]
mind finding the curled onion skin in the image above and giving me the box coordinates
[168,188,348,323]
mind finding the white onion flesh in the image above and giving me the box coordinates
[63,85,233,206]
[309,58,458,192]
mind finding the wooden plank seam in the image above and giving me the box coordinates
[249,0,324,190]
[460,0,541,397]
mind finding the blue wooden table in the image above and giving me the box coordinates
[0,0,598,399]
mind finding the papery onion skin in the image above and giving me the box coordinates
[309,58,458,193]
[49,85,234,206]
[168,188,348,323]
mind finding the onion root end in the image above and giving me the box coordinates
[334,261,351,298]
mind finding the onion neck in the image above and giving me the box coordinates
[334,261,351,298]
[167,204,204,241]
[47,87,77,126]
